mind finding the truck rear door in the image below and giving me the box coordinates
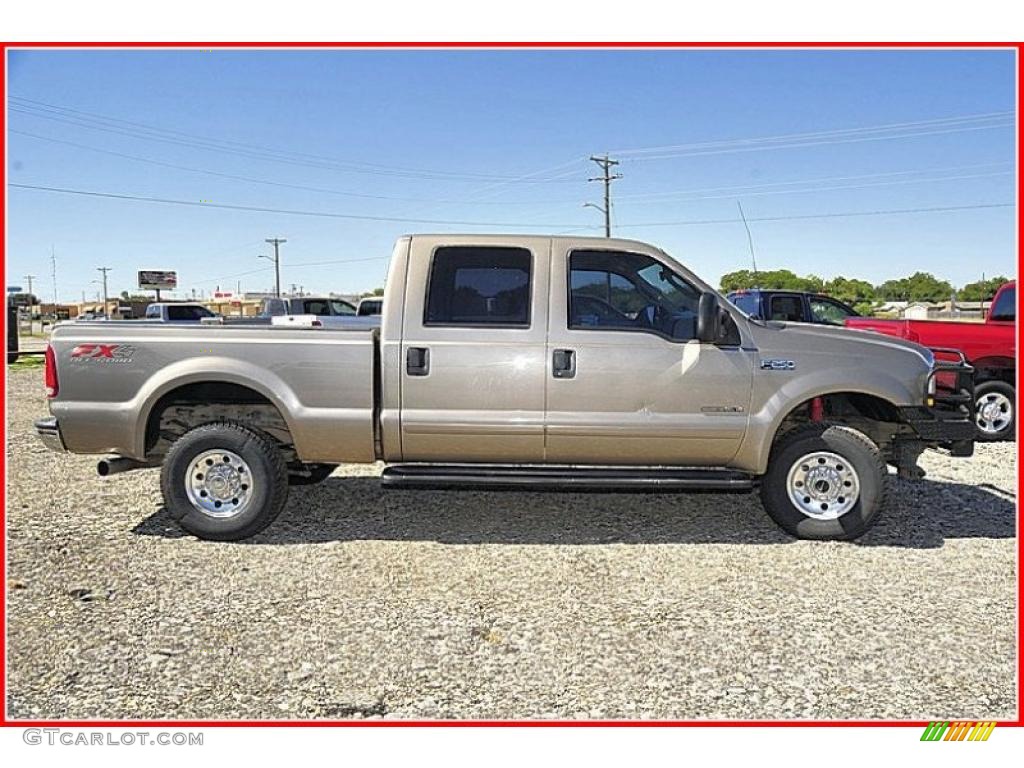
[398,236,550,462]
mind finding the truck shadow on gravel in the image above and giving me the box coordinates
[133,476,1016,549]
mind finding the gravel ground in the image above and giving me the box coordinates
[5,366,1017,721]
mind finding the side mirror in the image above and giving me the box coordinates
[696,291,720,342]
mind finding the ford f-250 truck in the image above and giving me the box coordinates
[36,235,975,542]
[845,280,1015,441]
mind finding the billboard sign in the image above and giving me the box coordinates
[138,270,178,291]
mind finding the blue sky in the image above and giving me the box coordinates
[5,48,1017,303]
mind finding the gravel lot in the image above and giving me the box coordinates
[5,365,1017,721]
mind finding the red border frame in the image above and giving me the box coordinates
[0,40,1020,730]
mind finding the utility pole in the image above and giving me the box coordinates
[262,237,286,298]
[96,267,112,318]
[586,155,622,237]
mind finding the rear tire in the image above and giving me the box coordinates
[974,380,1015,441]
[160,422,289,541]
[760,423,886,541]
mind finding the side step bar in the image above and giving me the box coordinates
[381,464,755,492]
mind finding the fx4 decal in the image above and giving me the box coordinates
[69,344,137,363]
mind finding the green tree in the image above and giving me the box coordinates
[824,277,876,303]
[959,276,1009,302]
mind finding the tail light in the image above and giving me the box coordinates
[44,344,58,398]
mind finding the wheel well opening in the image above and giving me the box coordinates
[774,392,903,448]
[145,381,293,458]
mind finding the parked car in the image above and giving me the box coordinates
[144,302,221,322]
[220,296,379,328]
[37,235,974,542]
[845,281,1015,441]
[357,297,383,316]
[727,289,861,326]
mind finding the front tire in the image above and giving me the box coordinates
[160,422,289,541]
[760,423,886,540]
[974,381,1015,441]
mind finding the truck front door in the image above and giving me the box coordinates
[398,238,550,462]
[544,245,754,466]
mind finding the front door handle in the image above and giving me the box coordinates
[552,348,576,379]
[407,347,430,376]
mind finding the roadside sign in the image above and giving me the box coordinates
[138,270,178,290]
[7,285,23,293]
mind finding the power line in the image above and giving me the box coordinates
[612,111,1015,157]
[612,162,1014,202]
[9,98,582,184]
[10,182,1012,233]
[611,202,1016,229]
[8,129,589,205]
[8,183,589,228]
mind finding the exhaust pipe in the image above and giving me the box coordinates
[97,457,152,477]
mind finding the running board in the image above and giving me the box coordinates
[381,464,755,492]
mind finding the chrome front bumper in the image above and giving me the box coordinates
[35,416,66,452]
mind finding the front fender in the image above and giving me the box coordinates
[732,365,922,474]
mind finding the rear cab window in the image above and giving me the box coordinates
[768,294,806,322]
[990,285,1016,322]
[425,246,532,327]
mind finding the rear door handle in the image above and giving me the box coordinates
[552,348,576,379]
[406,347,430,376]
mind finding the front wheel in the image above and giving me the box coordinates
[760,423,886,540]
[974,381,1015,441]
[160,422,289,541]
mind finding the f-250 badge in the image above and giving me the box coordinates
[70,344,136,363]
[760,359,796,371]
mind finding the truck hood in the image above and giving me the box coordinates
[751,320,934,367]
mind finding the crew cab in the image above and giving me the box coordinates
[845,281,1015,440]
[37,235,974,542]
[727,289,861,326]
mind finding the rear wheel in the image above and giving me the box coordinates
[974,381,1015,441]
[160,422,289,541]
[760,423,886,540]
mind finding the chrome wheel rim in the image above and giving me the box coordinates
[786,451,860,521]
[185,449,253,518]
[976,391,1012,435]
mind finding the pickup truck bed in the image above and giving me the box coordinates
[47,322,378,463]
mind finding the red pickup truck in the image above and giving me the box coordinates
[846,280,1016,440]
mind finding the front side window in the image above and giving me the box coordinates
[809,297,855,326]
[330,299,357,316]
[769,295,806,322]
[568,250,700,341]
[990,286,1016,321]
[425,246,531,327]
[145,305,160,319]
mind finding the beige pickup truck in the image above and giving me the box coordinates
[37,235,975,542]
